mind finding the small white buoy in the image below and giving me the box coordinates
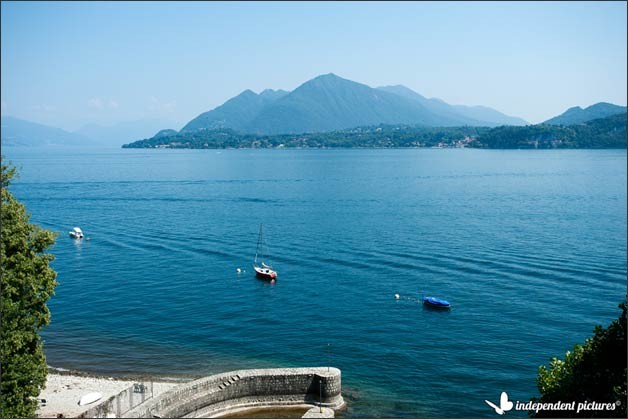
[394,293,400,300]
[236,268,241,274]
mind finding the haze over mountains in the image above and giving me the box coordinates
[0,116,90,147]
[75,119,178,146]
[3,73,626,148]
[180,73,527,135]
[0,117,176,147]
[375,85,526,127]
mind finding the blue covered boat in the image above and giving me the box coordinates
[421,296,451,309]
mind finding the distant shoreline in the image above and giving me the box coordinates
[122,112,627,150]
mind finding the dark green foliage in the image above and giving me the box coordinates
[123,112,626,149]
[532,301,627,417]
[1,159,58,418]
[123,125,487,149]
[544,102,627,125]
[471,113,627,149]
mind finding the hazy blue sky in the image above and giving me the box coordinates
[1,1,626,130]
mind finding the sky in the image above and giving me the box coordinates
[1,1,626,131]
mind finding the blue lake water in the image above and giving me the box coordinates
[3,147,626,417]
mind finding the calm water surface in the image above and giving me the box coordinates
[4,147,626,417]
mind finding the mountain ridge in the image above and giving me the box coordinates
[243,73,473,134]
[377,84,527,126]
[1,116,92,147]
[178,73,528,135]
[544,102,627,125]
[181,88,289,133]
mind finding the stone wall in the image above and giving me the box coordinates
[79,382,153,418]
[123,367,343,418]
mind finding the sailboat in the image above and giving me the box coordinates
[253,224,277,281]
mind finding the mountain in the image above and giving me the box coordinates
[75,118,178,146]
[181,89,288,133]
[544,102,627,125]
[1,116,91,147]
[177,74,528,136]
[377,85,527,126]
[244,74,479,134]
[451,105,527,126]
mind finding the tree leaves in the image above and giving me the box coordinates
[1,158,58,418]
[532,302,627,417]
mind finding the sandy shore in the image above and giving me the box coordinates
[36,370,185,418]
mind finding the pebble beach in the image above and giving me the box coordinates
[36,370,183,418]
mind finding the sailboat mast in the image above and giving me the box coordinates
[260,223,264,263]
[255,224,261,264]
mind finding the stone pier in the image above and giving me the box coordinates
[122,367,344,418]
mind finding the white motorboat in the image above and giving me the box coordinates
[69,227,84,239]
